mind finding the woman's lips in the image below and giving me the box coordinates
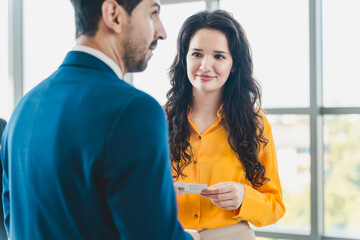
[196,74,215,81]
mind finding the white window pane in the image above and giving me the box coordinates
[255,115,310,232]
[323,0,360,107]
[132,1,206,106]
[24,0,75,94]
[220,0,309,108]
[324,115,360,237]
[0,0,11,121]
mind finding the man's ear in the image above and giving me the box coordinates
[101,0,128,34]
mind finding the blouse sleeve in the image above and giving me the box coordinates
[234,114,286,227]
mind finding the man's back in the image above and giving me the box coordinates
[1,51,188,239]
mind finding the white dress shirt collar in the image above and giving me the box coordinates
[72,45,123,80]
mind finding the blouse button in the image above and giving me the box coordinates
[193,160,197,164]
[194,214,199,219]
[198,135,202,140]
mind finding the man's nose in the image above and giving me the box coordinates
[155,19,167,40]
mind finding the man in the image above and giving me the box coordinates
[0,0,199,239]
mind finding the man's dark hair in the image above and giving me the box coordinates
[70,0,143,38]
[0,118,7,143]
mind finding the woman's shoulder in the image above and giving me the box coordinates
[258,111,270,126]
[257,111,272,136]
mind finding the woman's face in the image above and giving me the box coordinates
[186,28,233,96]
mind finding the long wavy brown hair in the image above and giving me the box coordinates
[164,10,269,187]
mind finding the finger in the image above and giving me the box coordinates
[212,199,238,210]
[207,181,234,189]
[200,192,233,201]
[201,185,232,195]
[205,181,237,191]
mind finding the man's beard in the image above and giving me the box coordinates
[123,36,149,73]
[122,29,159,73]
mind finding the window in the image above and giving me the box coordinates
[323,0,360,107]
[220,0,309,108]
[0,0,11,121]
[265,115,310,232]
[23,0,75,93]
[5,1,360,240]
[132,1,206,106]
[324,115,360,236]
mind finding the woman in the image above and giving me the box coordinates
[165,10,285,240]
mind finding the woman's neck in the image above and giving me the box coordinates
[191,90,222,117]
[190,90,222,134]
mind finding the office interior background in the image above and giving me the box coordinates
[0,0,359,239]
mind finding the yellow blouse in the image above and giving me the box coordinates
[174,110,285,230]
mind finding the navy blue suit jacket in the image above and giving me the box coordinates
[1,51,191,240]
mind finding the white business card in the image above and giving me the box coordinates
[174,181,208,194]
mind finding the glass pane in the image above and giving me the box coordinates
[0,0,11,121]
[323,0,360,107]
[255,115,310,232]
[132,1,206,106]
[220,0,309,108]
[24,0,75,93]
[324,115,360,237]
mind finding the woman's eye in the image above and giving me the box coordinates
[192,52,202,57]
[215,55,225,60]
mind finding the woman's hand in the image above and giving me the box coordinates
[200,181,245,210]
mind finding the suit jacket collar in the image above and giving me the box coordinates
[60,51,121,79]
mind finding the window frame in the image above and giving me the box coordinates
[7,0,360,239]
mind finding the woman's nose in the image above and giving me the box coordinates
[200,56,212,72]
